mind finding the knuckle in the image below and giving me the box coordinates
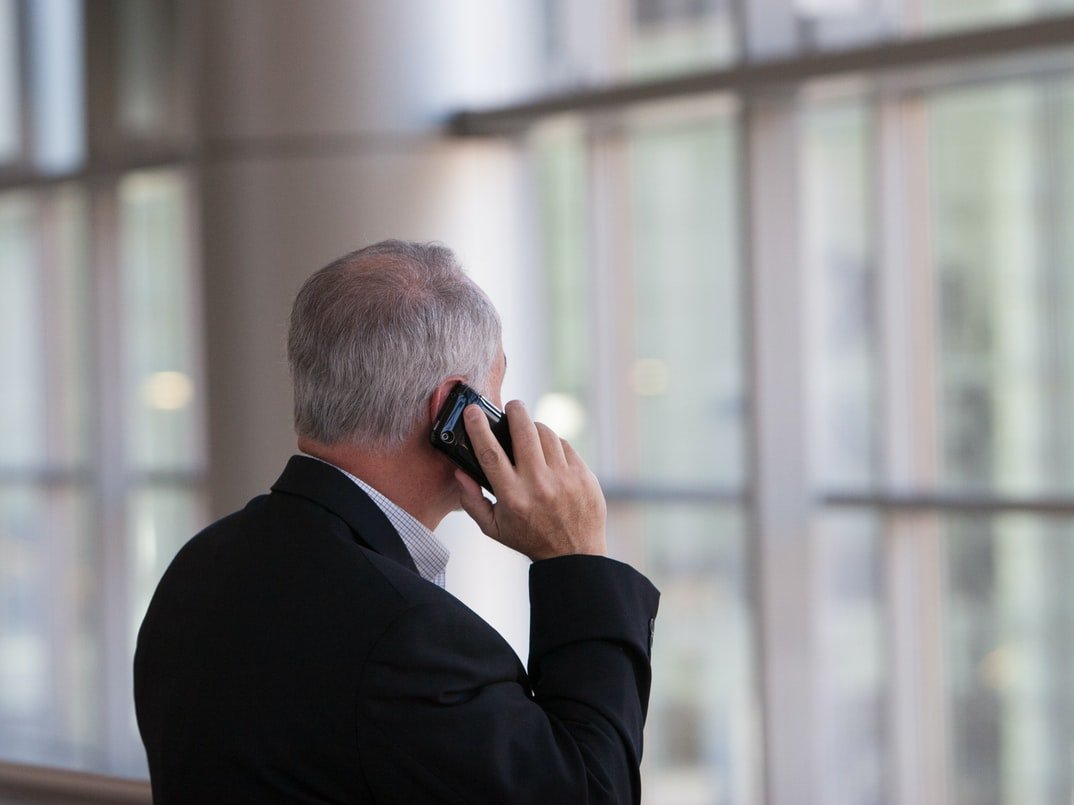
[477,446,502,468]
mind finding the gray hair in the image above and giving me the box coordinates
[287,240,502,450]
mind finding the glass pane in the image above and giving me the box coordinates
[0,0,20,163]
[930,80,1074,497]
[628,0,737,79]
[626,112,743,488]
[535,125,594,457]
[27,0,85,173]
[51,186,93,466]
[921,0,1074,35]
[815,511,888,805]
[122,485,205,776]
[0,194,46,466]
[943,513,1074,804]
[609,503,759,805]
[119,170,202,472]
[127,486,204,647]
[803,100,879,490]
[117,0,181,140]
[793,0,895,52]
[0,486,100,769]
[1054,76,1074,489]
[541,0,736,87]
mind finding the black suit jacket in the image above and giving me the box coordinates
[134,455,660,803]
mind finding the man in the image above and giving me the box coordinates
[134,240,659,803]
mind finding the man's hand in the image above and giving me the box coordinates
[456,401,607,561]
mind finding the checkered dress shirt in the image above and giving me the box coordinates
[311,458,451,588]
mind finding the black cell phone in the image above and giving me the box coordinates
[430,382,514,493]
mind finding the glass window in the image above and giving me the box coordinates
[0,194,45,465]
[0,0,202,781]
[0,173,202,778]
[27,0,85,173]
[0,0,20,164]
[119,171,201,473]
[0,187,99,770]
[803,100,879,491]
[541,0,737,87]
[624,109,743,489]
[116,0,181,141]
[921,0,1074,35]
[930,79,1074,497]
[628,0,738,78]
[815,511,889,805]
[538,105,753,802]
[531,9,1074,804]
[534,124,594,456]
[117,170,205,774]
[943,514,1074,804]
[615,503,759,805]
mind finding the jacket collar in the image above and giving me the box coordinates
[270,454,419,575]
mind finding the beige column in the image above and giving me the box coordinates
[196,0,543,655]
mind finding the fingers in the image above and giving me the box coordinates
[463,405,515,493]
[466,400,569,480]
[502,400,542,466]
[455,469,497,537]
[457,399,607,560]
[536,423,568,469]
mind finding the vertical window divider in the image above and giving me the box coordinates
[36,189,78,756]
[876,91,950,805]
[87,179,133,772]
[587,118,631,477]
[742,90,819,805]
[878,91,951,805]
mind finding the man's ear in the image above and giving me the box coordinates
[427,377,466,425]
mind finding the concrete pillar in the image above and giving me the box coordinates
[197,0,543,656]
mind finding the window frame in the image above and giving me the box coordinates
[454,10,1074,805]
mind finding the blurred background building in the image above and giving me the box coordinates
[1,0,1074,803]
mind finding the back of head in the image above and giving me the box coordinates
[287,240,501,451]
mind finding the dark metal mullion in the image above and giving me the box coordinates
[602,484,746,505]
[13,0,33,169]
[822,491,1074,514]
[450,15,1074,136]
[0,152,191,193]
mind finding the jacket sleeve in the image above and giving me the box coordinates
[356,555,660,805]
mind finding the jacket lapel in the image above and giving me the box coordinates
[270,454,419,574]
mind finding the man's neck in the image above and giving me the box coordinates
[296,435,454,531]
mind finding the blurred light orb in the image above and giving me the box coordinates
[534,392,587,441]
[142,371,194,410]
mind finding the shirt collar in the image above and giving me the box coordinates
[308,456,451,588]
